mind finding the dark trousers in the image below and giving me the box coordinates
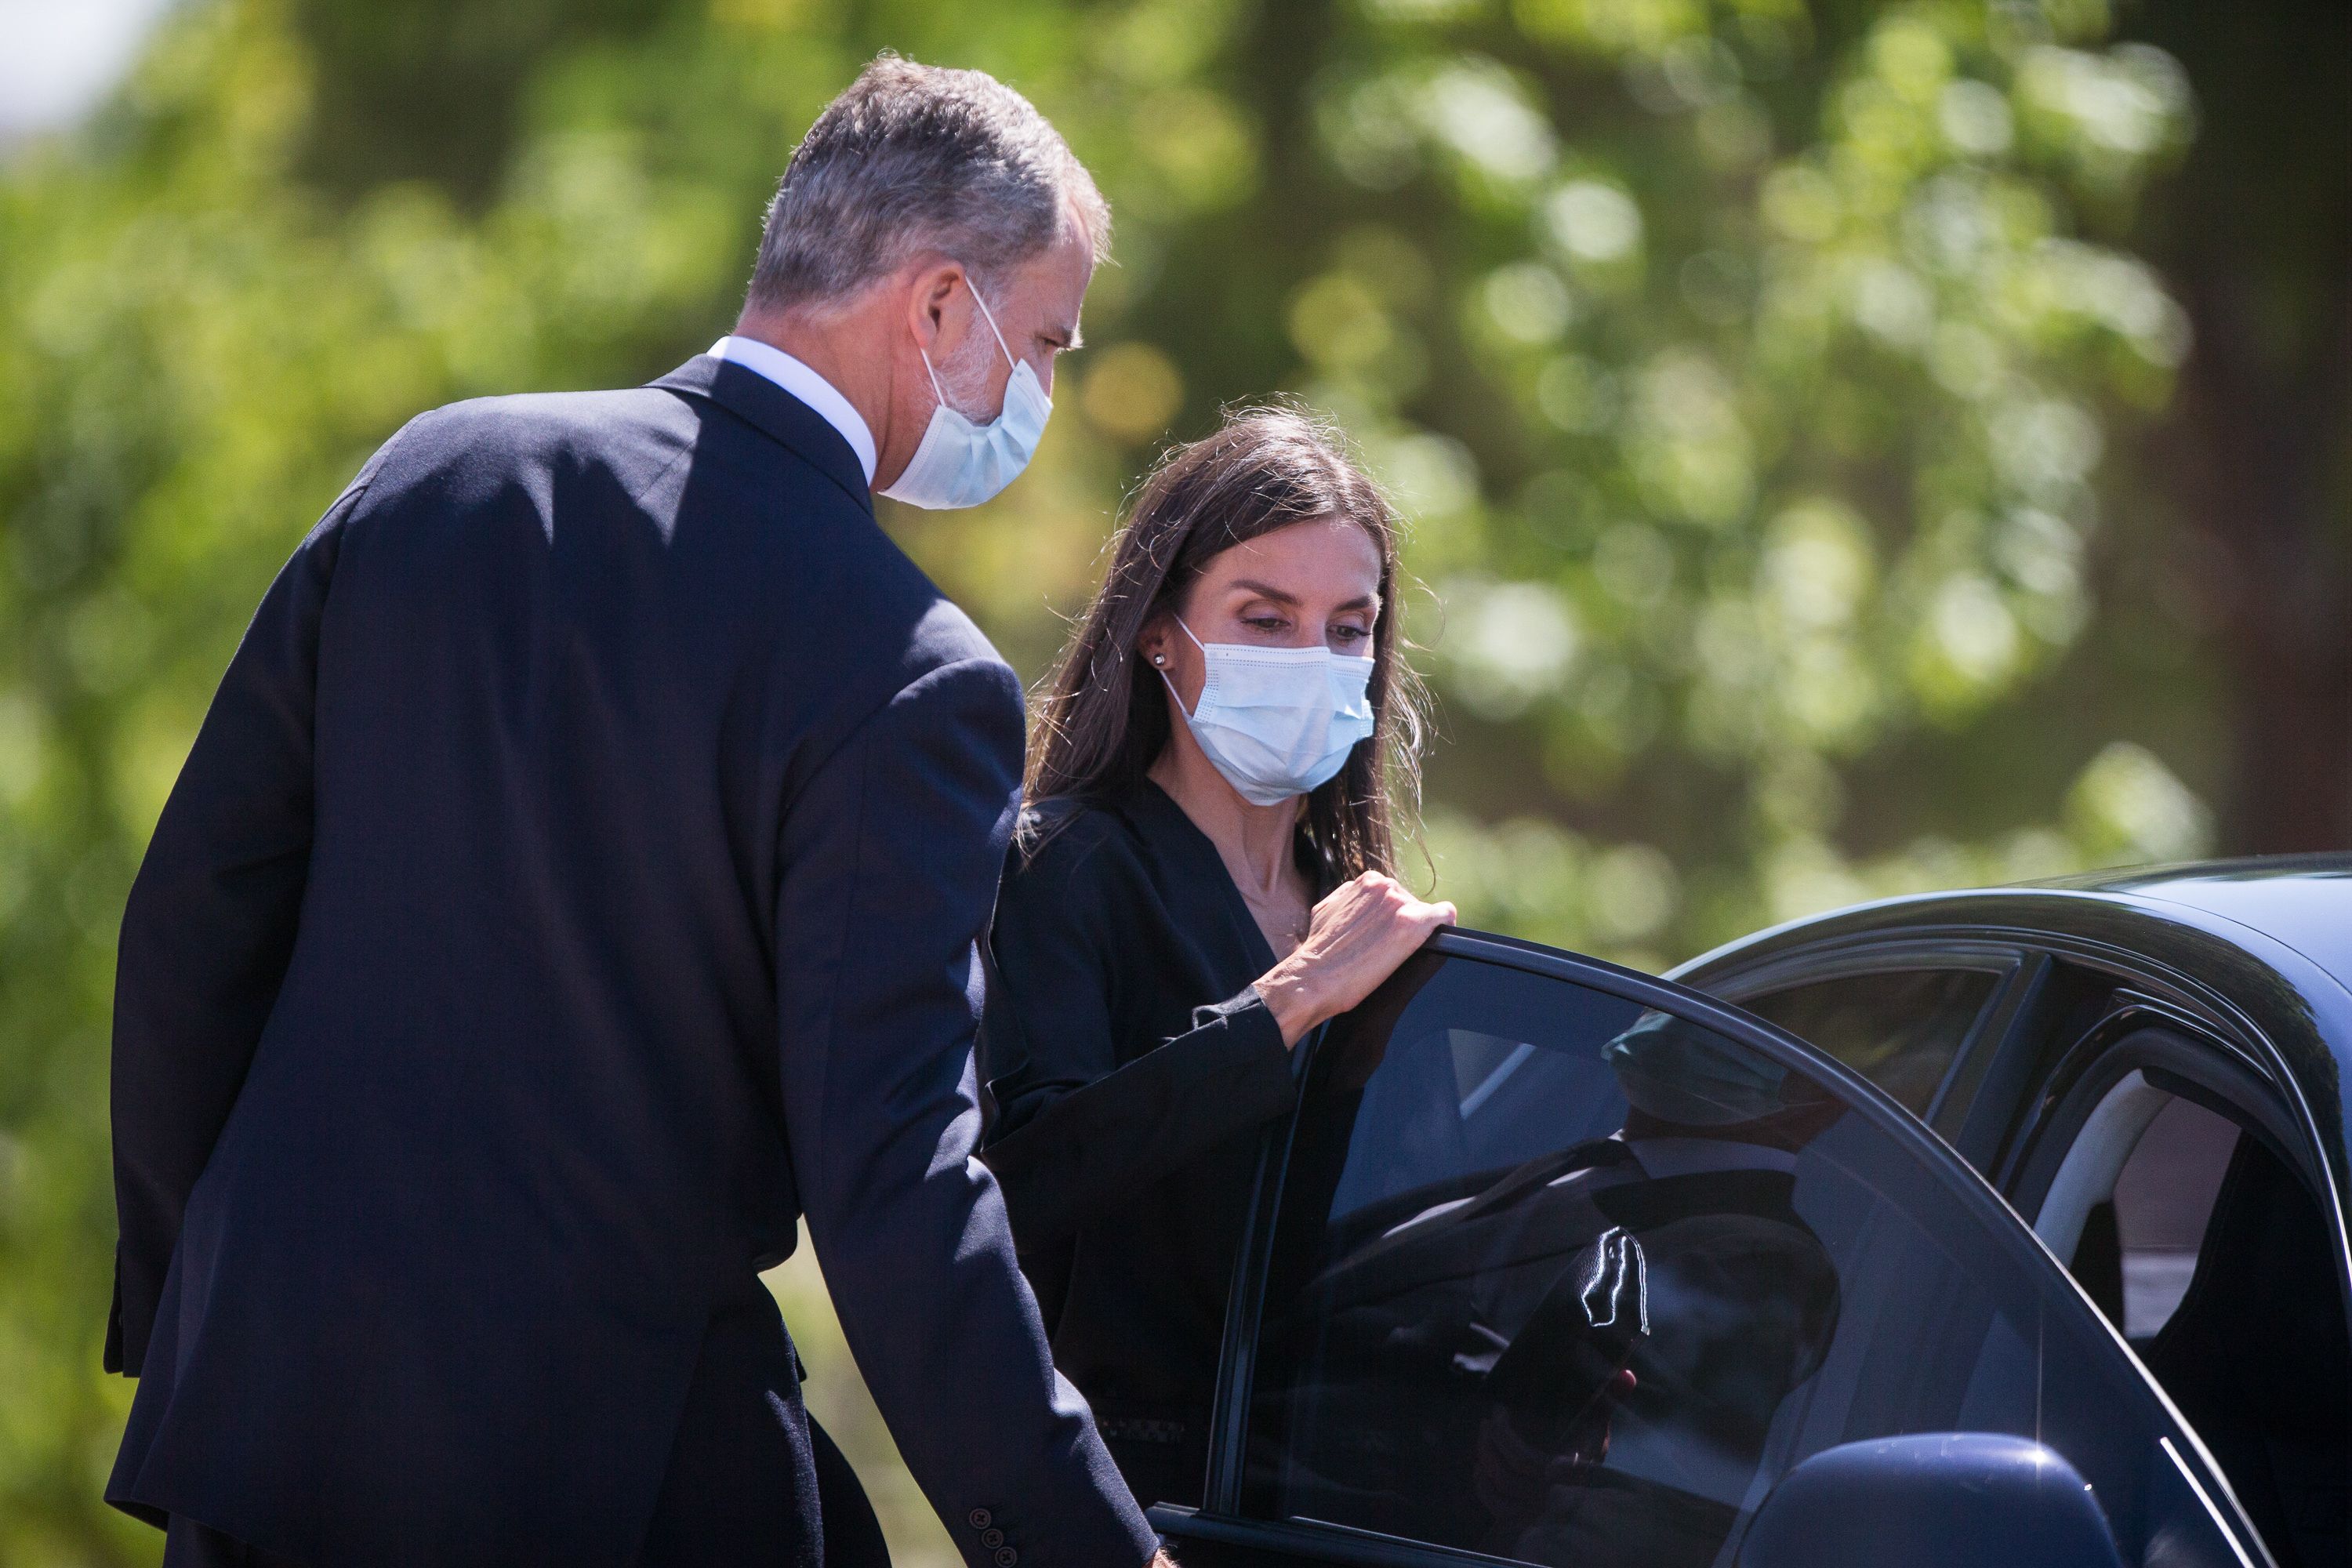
[162,1290,889,1568]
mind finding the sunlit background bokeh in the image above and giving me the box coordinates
[1,0,2343,1562]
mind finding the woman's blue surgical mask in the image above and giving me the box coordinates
[1162,618,1377,806]
[880,278,1051,510]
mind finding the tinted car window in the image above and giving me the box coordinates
[1736,967,1996,1114]
[1240,951,2254,1568]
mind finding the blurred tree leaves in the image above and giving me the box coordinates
[2,0,2319,1559]
[1278,0,2204,969]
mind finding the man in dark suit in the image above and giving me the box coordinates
[106,55,1165,1568]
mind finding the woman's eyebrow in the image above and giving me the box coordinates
[1230,580,1382,613]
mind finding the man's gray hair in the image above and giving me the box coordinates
[746,55,1110,313]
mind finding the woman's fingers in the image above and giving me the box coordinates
[1258,873,1459,1045]
[1258,873,1461,1046]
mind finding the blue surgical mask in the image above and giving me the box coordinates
[880,279,1052,510]
[1162,618,1377,806]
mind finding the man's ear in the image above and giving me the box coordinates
[903,259,968,356]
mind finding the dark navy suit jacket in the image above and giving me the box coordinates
[104,355,1156,1568]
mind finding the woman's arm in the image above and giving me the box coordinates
[980,840,1454,1247]
[978,825,1299,1245]
[982,978,1298,1246]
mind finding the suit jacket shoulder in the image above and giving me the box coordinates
[342,374,1008,778]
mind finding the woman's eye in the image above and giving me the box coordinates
[1245,616,1288,633]
[1331,624,1370,642]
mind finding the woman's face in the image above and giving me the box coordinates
[1142,515,1385,715]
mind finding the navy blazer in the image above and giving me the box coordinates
[105,355,1155,1568]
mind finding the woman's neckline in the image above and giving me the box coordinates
[1134,777,1307,967]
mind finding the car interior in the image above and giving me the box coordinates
[1733,966,1998,1117]
[2030,1047,2351,1568]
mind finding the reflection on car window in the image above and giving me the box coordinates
[1737,968,1996,1114]
[1242,953,2255,1568]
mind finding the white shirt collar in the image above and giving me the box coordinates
[708,336,877,486]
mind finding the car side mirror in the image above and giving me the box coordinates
[1736,1433,2125,1568]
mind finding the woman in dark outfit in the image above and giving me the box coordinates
[978,408,1455,1508]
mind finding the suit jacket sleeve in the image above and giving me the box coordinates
[774,655,1157,1568]
[107,454,383,1377]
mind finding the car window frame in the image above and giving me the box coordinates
[2005,1017,2318,1231]
[1953,931,2352,1344]
[1697,938,2029,1135]
[1148,926,2272,1568]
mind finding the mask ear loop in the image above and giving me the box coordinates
[1157,617,1210,718]
[964,274,1021,372]
[918,268,1023,419]
[913,342,949,406]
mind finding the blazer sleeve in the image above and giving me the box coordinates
[773,656,1156,1568]
[978,835,1298,1249]
[107,457,382,1377]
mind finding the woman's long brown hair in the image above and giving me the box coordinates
[1023,405,1428,882]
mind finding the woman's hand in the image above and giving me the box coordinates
[1254,872,1457,1047]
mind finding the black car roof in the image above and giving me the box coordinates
[1668,856,2352,1154]
[1675,854,2352,996]
[2025,854,2352,989]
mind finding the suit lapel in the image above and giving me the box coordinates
[650,355,876,517]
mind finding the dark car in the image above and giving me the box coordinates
[1147,856,2350,1568]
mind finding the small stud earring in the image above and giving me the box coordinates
[1152,653,1167,667]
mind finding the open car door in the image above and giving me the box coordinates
[1151,930,2274,1568]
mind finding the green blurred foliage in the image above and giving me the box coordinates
[2,0,2317,1559]
[1292,0,2203,971]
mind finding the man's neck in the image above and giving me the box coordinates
[732,304,897,486]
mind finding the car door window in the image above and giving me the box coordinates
[1733,967,1998,1116]
[2031,1064,2350,1568]
[1234,943,2261,1568]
